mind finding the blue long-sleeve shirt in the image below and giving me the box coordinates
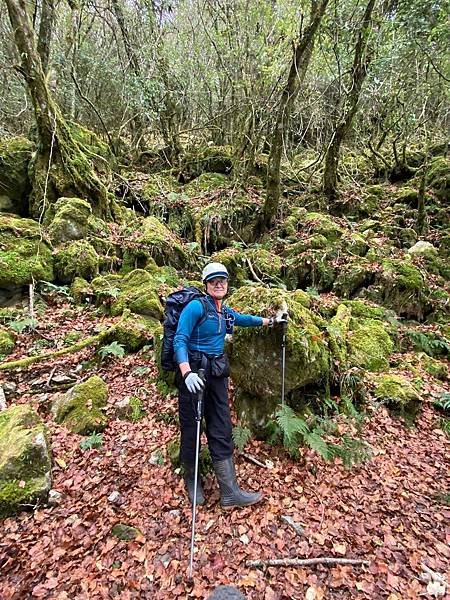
[173,294,263,364]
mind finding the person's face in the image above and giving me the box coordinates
[206,276,228,300]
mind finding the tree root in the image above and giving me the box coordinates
[0,327,115,371]
[246,557,370,568]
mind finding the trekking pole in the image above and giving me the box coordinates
[281,313,288,405]
[188,368,206,581]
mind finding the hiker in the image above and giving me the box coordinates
[173,262,286,508]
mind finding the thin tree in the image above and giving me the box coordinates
[5,0,109,219]
[323,0,378,202]
[262,0,329,231]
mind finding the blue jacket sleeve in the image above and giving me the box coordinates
[173,299,204,364]
[228,307,263,327]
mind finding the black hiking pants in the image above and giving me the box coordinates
[176,354,233,465]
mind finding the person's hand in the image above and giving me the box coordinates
[269,313,288,327]
[184,372,205,394]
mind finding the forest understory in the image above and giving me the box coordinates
[0,300,449,599]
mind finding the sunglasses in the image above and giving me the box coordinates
[208,277,228,287]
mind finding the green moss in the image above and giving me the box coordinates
[229,287,330,412]
[110,311,160,351]
[327,304,351,367]
[333,259,373,298]
[111,523,142,541]
[210,247,247,285]
[341,300,388,321]
[183,173,229,196]
[0,214,54,286]
[0,326,16,358]
[425,156,449,200]
[244,247,283,284]
[303,212,344,242]
[51,375,108,435]
[47,197,92,239]
[123,216,189,269]
[0,137,34,214]
[395,187,419,206]
[286,249,336,292]
[372,372,422,421]
[347,318,394,372]
[109,270,163,319]
[181,145,233,179]
[70,277,94,304]
[419,353,449,380]
[0,404,51,519]
[142,172,180,200]
[54,240,99,283]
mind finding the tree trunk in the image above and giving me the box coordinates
[37,0,55,74]
[5,0,109,220]
[262,0,330,231]
[323,0,377,202]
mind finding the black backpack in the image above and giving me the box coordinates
[161,287,209,371]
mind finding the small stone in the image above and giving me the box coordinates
[2,381,17,397]
[0,386,6,411]
[108,491,123,505]
[52,374,76,385]
[47,489,63,506]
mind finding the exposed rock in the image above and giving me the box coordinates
[0,325,16,358]
[47,489,63,506]
[0,137,34,216]
[207,586,246,600]
[107,490,124,505]
[0,404,52,519]
[0,386,6,411]
[0,214,54,286]
[91,269,163,319]
[115,395,146,422]
[51,375,108,435]
[122,216,190,270]
[371,372,422,421]
[228,286,329,434]
[54,240,99,283]
[407,241,438,259]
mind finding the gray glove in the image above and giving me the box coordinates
[184,372,205,394]
[269,313,288,327]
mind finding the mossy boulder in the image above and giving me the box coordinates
[0,404,52,519]
[181,145,233,179]
[303,212,344,242]
[70,277,94,304]
[210,247,248,285]
[0,214,54,286]
[407,241,438,259]
[286,249,336,292]
[109,270,163,319]
[115,396,146,422]
[328,304,394,372]
[418,353,448,380]
[0,326,16,358]
[0,137,34,215]
[142,172,180,201]
[191,186,261,252]
[51,375,108,435]
[333,259,374,298]
[110,311,161,351]
[122,216,189,269]
[347,317,394,372]
[47,197,108,245]
[228,286,330,433]
[371,372,422,421]
[54,240,99,283]
[395,187,419,207]
[183,173,229,196]
[425,156,449,201]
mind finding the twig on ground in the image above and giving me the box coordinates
[246,557,370,568]
[242,453,268,468]
[46,365,57,388]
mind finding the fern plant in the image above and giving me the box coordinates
[405,329,450,357]
[9,317,38,333]
[79,432,103,450]
[98,341,125,359]
[434,391,450,413]
[232,425,252,451]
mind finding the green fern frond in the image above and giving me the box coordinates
[275,405,309,444]
[232,426,252,451]
[304,432,334,461]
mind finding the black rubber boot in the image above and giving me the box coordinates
[182,463,205,505]
[213,457,263,509]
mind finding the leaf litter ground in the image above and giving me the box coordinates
[0,302,449,599]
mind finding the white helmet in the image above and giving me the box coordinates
[202,262,229,283]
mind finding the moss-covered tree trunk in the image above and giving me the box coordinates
[261,0,329,231]
[5,0,110,220]
[323,0,377,202]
